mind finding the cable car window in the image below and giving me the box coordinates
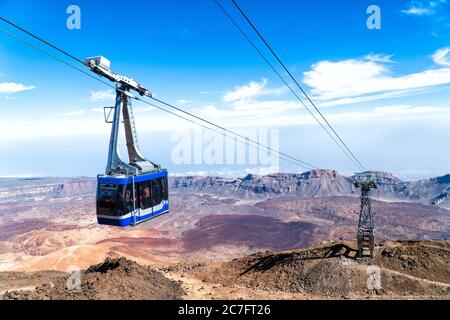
[162,176,168,201]
[152,178,163,206]
[124,183,134,213]
[138,180,152,210]
[115,185,126,216]
[98,184,117,210]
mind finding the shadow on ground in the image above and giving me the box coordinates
[240,243,358,275]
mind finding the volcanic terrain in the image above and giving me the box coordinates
[0,170,448,299]
[2,240,449,300]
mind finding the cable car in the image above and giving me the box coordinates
[86,56,169,226]
[96,170,169,226]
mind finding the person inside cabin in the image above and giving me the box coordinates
[140,184,151,209]
[144,185,151,208]
[139,188,145,209]
[125,189,133,213]
[115,188,123,215]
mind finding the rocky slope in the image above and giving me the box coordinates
[1,170,449,208]
[2,257,184,300]
[0,172,448,280]
[171,170,353,199]
[167,240,450,299]
[0,177,96,202]
[171,170,450,208]
[3,241,449,300]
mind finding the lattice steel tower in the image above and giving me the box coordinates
[353,173,377,258]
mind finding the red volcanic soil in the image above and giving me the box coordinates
[182,214,320,252]
[96,237,178,247]
[96,236,182,262]
[255,196,450,239]
[0,219,53,242]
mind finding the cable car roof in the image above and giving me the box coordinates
[98,169,168,185]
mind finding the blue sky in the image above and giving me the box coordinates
[0,0,449,179]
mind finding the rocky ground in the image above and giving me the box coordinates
[1,240,448,300]
[164,240,450,300]
[0,172,448,299]
[2,257,184,300]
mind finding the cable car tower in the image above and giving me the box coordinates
[353,172,377,259]
[85,56,169,226]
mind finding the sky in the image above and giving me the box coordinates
[0,0,449,179]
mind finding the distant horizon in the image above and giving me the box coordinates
[1,168,449,182]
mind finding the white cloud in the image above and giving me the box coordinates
[303,56,450,102]
[0,117,104,141]
[402,6,433,15]
[89,89,115,102]
[0,82,35,94]
[231,104,450,128]
[194,78,450,128]
[316,89,424,108]
[432,47,450,65]
[2,75,449,142]
[1,102,448,142]
[223,78,286,102]
[371,104,447,116]
[365,53,394,63]
[332,104,448,123]
[193,76,450,128]
[401,0,448,15]
[196,99,300,121]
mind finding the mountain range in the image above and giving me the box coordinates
[0,169,448,276]
[170,170,450,208]
[1,169,449,209]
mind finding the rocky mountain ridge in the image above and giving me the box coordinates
[171,170,450,208]
[0,178,96,202]
[0,170,449,208]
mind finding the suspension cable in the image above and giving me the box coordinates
[0,23,318,170]
[214,0,366,171]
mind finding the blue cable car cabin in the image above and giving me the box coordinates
[96,170,169,226]
[86,56,170,227]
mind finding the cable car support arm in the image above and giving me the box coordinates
[85,56,160,175]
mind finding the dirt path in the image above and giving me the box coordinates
[381,267,450,288]
[163,271,322,300]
